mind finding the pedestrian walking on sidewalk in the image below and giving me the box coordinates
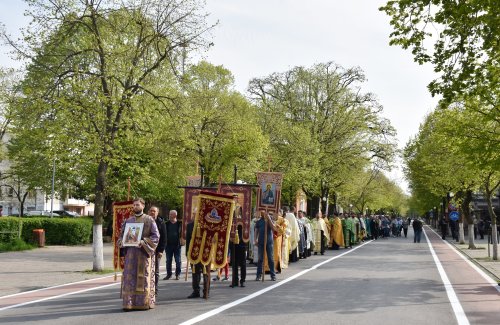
[478,218,485,240]
[440,218,448,240]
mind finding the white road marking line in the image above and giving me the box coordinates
[0,274,120,300]
[423,228,470,325]
[0,264,186,312]
[179,240,373,325]
[427,226,500,293]
[0,282,120,312]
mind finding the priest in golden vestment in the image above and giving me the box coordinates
[329,213,344,250]
[265,210,288,273]
[322,214,332,248]
[312,212,330,255]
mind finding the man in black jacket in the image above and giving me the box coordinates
[413,218,423,243]
[164,210,183,280]
[149,206,166,295]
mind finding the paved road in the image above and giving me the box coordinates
[0,227,499,325]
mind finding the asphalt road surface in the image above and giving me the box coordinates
[1,227,499,325]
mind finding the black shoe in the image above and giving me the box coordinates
[240,281,245,287]
[314,252,317,255]
[175,275,179,280]
[187,292,200,299]
[163,275,171,280]
[271,277,276,281]
[255,276,261,281]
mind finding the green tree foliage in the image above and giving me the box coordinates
[340,168,408,216]
[380,0,500,108]
[2,0,213,270]
[248,62,398,208]
[404,106,499,253]
[179,61,268,186]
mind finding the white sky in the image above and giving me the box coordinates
[0,0,439,193]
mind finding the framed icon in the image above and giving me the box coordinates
[122,222,144,247]
[256,172,283,213]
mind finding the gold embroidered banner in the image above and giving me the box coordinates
[187,191,235,268]
[112,201,134,270]
[181,185,253,243]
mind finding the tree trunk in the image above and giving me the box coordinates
[462,190,476,249]
[467,223,476,249]
[485,183,498,260]
[486,195,498,260]
[459,222,465,244]
[92,159,107,271]
[93,224,104,270]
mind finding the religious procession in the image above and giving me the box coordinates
[113,171,413,312]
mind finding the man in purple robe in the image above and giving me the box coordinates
[118,197,159,311]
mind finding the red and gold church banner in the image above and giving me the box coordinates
[181,184,254,243]
[112,201,134,270]
[187,191,235,268]
[256,172,283,214]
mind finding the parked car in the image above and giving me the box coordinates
[53,210,80,217]
[25,210,61,217]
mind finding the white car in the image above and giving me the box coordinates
[25,210,61,217]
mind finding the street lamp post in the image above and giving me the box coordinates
[50,158,55,218]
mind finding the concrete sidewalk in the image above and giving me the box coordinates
[0,244,116,297]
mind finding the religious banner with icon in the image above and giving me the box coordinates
[181,184,254,243]
[182,187,202,240]
[218,185,253,243]
[256,172,283,213]
[112,200,134,270]
[187,191,235,268]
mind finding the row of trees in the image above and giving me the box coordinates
[0,0,406,270]
[381,0,499,259]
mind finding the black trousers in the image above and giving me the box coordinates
[320,231,326,254]
[154,253,161,294]
[191,263,210,296]
[289,248,298,262]
[231,245,247,286]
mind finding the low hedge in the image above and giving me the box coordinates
[0,217,22,242]
[0,217,93,245]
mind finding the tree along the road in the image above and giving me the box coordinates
[436,105,499,257]
[178,61,268,186]
[340,168,409,217]
[248,62,397,211]
[2,0,213,271]
[404,110,478,248]
[404,107,499,256]
[380,0,500,110]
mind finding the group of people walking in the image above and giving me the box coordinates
[117,198,421,311]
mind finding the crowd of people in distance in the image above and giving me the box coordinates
[247,208,422,273]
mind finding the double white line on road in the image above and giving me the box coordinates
[179,240,373,325]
